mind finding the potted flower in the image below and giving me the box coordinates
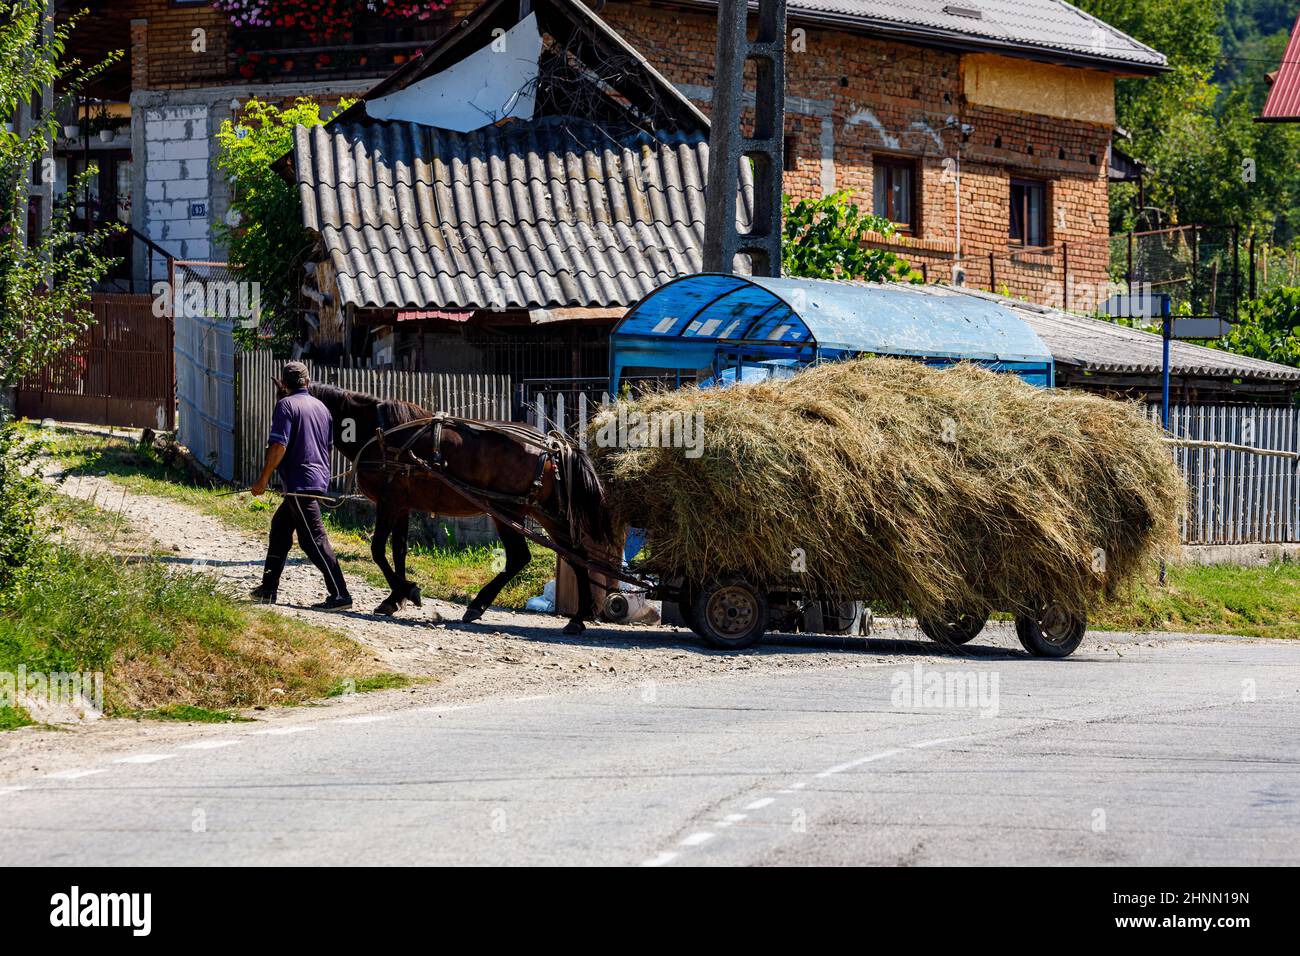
[63,122,79,140]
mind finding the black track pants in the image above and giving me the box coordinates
[260,495,349,598]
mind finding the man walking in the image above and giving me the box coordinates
[249,362,352,610]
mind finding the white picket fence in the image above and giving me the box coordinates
[237,350,511,490]
[1150,403,1300,545]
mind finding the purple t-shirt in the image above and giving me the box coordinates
[268,389,333,492]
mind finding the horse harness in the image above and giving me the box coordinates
[356,411,567,513]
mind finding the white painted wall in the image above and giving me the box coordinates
[142,104,211,262]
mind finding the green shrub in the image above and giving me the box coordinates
[781,190,919,282]
[0,421,48,593]
[1218,287,1300,368]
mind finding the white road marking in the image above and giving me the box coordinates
[113,754,175,764]
[815,748,904,778]
[178,740,242,750]
[646,741,920,864]
[46,769,107,780]
[251,726,318,736]
[333,715,393,725]
[0,786,29,796]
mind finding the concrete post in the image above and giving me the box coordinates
[703,0,786,277]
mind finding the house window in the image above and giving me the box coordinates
[1010,177,1048,246]
[873,156,915,232]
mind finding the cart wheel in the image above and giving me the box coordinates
[919,608,989,646]
[692,575,769,650]
[1015,603,1086,658]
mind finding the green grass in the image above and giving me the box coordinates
[0,705,33,731]
[40,425,553,609]
[0,547,390,722]
[134,704,253,723]
[1092,561,1300,639]
[328,672,413,696]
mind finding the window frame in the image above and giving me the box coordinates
[1009,176,1050,248]
[872,154,919,235]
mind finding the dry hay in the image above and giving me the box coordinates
[590,357,1184,621]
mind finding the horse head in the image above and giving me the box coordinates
[306,383,378,462]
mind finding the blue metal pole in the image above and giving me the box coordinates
[1161,312,1171,432]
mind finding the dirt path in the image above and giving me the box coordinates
[32,468,946,702]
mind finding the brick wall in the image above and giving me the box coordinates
[600,0,1115,300]
[116,0,1115,302]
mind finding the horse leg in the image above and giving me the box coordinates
[391,510,421,608]
[371,507,403,616]
[463,520,531,623]
[532,514,595,637]
[562,558,594,636]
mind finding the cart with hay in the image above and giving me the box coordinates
[592,276,1183,658]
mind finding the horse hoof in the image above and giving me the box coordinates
[462,607,484,624]
[407,584,422,608]
[562,620,585,636]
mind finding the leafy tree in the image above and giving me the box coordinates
[781,191,918,282]
[0,0,120,390]
[1217,286,1300,367]
[215,97,349,352]
[1078,0,1300,244]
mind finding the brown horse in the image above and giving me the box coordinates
[298,381,618,635]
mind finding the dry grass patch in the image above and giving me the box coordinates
[0,548,394,718]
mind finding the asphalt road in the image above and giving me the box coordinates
[3,632,1298,866]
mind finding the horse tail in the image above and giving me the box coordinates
[557,444,615,550]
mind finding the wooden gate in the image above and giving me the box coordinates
[16,294,174,429]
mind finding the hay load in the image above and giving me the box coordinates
[591,356,1184,624]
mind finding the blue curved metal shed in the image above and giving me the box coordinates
[610,273,1055,390]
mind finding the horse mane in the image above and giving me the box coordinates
[310,382,427,425]
[557,443,616,552]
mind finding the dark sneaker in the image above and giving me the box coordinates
[250,584,278,604]
[312,594,353,611]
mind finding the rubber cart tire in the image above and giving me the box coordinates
[692,575,769,650]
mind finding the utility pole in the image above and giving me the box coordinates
[703,0,786,277]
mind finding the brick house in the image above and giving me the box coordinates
[52,0,1164,303]
[593,0,1168,307]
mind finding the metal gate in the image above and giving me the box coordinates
[16,293,175,429]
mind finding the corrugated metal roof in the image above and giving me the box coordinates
[293,118,752,312]
[955,288,1300,381]
[1260,13,1300,122]
[674,0,1166,71]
